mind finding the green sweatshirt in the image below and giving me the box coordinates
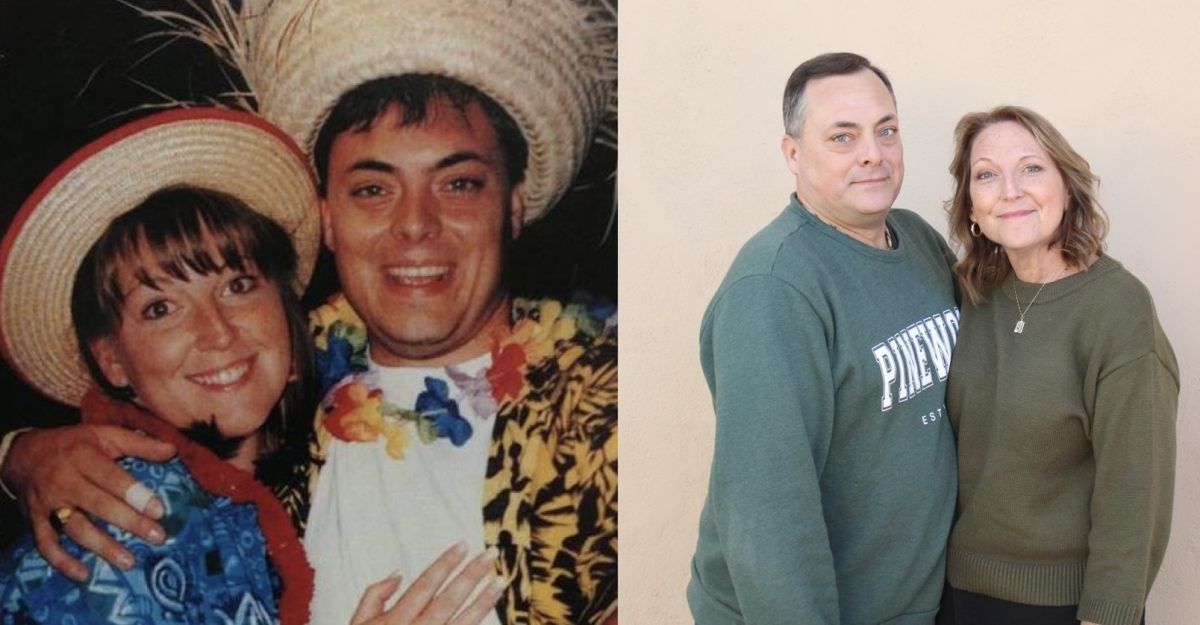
[688,196,959,625]
[946,255,1179,625]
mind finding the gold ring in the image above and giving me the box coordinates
[49,506,75,533]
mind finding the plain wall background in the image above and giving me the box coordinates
[621,1,1199,623]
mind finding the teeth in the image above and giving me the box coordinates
[191,361,249,386]
[386,266,450,281]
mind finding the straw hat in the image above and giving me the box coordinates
[158,0,615,223]
[0,108,320,406]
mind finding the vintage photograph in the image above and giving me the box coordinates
[0,1,616,623]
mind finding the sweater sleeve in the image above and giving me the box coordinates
[1077,350,1179,625]
[702,274,840,625]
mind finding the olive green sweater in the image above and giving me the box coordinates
[946,255,1178,625]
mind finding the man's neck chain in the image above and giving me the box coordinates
[808,208,892,250]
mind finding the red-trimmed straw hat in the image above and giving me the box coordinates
[0,108,320,406]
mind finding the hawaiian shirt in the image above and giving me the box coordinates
[285,293,618,625]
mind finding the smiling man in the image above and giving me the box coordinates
[687,52,960,625]
[300,74,616,625]
[315,79,525,369]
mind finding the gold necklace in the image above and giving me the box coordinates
[1012,266,1068,334]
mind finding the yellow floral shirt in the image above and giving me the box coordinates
[283,293,617,625]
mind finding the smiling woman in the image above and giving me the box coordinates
[0,109,320,623]
[941,105,1177,625]
[75,186,303,471]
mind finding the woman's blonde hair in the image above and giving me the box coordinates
[947,105,1108,303]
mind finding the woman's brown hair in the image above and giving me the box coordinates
[70,185,314,476]
[947,105,1108,303]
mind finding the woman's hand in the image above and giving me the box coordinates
[1,425,174,580]
[351,542,505,625]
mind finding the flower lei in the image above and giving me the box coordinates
[311,293,615,461]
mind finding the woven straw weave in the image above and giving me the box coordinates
[0,111,320,405]
[233,0,611,222]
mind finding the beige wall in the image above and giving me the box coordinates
[621,1,1199,622]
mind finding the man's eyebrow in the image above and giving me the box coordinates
[875,113,897,126]
[830,114,897,130]
[348,159,395,174]
[346,153,491,174]
[436,151,490,169]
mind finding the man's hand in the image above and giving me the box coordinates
[1,425,175,581]
[351,542,505,625]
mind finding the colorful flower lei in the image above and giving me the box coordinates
[310,293,615,461]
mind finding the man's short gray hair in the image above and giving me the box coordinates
[782,52,895,137]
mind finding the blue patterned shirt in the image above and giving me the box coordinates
[0,457,281,624]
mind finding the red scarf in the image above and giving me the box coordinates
[80,389,314,625]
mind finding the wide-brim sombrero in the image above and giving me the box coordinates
[232,0,613,223]
[0,108,320,406]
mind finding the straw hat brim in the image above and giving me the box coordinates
[0,108,320,406]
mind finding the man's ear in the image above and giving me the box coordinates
[781,134,803,176]
[320,197,336,252]
[90,337,130,389]
[509,182,527,239]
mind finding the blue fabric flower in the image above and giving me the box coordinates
[560,291,617,338]
[417,377,473,446]
[582,296,617,328]
[316,335,357,397]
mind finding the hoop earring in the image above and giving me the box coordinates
[969,222,982,238]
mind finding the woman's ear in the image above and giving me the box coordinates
[89,337,131,389]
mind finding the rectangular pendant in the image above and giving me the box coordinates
[1013,320,1025,334]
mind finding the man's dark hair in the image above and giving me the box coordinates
[782,52,894,137]
[312,74,529,196]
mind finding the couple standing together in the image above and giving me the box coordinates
[688,53,1178,625]
[0,1,616,624]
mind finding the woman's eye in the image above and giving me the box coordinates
[227,275,259,295]
[1023,164,1043,173]
[974,171,995,181]
[141,299,175,320]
